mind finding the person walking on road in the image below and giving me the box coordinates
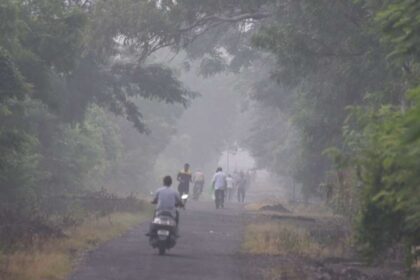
[226,174,234,201]
[192,170,205,200]
[177,163,192,196]
[237,171,247,203]
[212,167,227,209]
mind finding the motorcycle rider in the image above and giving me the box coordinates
[148,175,183,236]
[212,167,227,209]
[177,163,192,196]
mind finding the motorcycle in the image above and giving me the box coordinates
[148,211,178,255]
[181,193,189,208]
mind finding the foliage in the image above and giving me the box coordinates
[1,0,420,271]
[232,0,420,268]
[0,0,192,249]
[374,0,420,62]
[247,0,400,198]
[340,92,420,266]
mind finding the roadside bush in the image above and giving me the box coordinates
[0,189,146,250]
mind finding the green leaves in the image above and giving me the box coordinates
[375,0,420,61]
[248,0,420,268]
[0,48,29,100]
[343,96,420,266]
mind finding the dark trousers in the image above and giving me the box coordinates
[238,187,246,203]
[215,189,225,209]
[193,181,204,198]
[178,184,189,195]
[227,188,234,201]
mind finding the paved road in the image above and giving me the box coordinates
[69,201,246,280]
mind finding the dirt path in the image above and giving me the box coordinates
[69,200,246,280]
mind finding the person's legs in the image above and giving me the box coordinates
[193,183,198,199]
[147,223,154,236]
[175,210,180,236]
[195,182,203,199]
[238,188,245,203]
[220,190,225,208]
[215,189,224,208]
[215,189,219,208]
[147,210,157,236]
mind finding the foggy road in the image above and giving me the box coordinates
[69,201,246,280]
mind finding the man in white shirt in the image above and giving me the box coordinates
[212,167,227,209]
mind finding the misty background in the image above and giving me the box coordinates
[1,1,420,273]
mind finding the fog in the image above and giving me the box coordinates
[1,1,417,278]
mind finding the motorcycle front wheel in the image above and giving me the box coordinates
[158,245,166,255]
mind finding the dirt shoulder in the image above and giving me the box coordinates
[239,202,407,280]
[0,212,149,280]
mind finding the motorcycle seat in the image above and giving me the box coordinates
[157,211,175,218]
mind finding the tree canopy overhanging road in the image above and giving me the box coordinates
[0,0,420,278]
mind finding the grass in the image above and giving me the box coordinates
[262,266,307,280]
[0,212,149,280]
[242,222,349,258]
[246,200,338,219]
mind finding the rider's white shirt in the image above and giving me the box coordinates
[154,187,181,216]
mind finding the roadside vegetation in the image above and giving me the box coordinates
[237,1,420,274]
[242,201,407,279]
[0,2,187,278]
[243,202,351,260]
[0,194,151,280]
[243,222,348,258]
[1,0,420,278]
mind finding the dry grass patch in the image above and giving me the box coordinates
[242,222,348,258]
[262,266,307,280]
[247,200,338,221]
[245,201,271,211]
[0,212,148,280]
[287,203,336,219]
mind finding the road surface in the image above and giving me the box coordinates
[69,201,247,280]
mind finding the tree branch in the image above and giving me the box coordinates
[179,11,272,33]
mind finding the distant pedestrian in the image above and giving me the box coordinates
[192,170,205,200]
[237,171,247,203]
[212,167,227,209]
[226,174,234,201]
[177,163,192,196]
